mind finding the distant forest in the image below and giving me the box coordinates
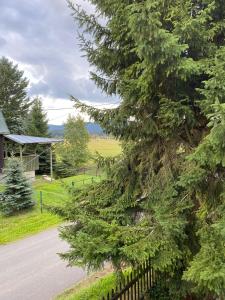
[48,122,104,137]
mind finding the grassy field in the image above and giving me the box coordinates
[0,138,121,244]
[88,138,121,157]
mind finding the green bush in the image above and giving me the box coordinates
[54,160,76,179]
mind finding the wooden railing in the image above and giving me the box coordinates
[4,155,39,172]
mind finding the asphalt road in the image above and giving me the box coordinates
[0,227,86,300]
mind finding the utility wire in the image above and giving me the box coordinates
[48,112,70,123]
[43,102,120,111]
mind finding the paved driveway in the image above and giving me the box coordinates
[0,227,86,300]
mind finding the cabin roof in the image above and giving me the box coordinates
[4,134,63,145]
[0,111,10,135]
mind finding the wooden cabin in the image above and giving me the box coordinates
[0,110,63,181]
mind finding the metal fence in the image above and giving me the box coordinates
[102,259,166,300]
[34,174,102,213]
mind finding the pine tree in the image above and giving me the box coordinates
[0,57,31,134]
[59,1,225,299]
[26,97,49,137]
[26,97,50,174]
[0,158,34,216]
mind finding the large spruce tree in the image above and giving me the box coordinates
[60,1,225,299]
[0,57,31,133]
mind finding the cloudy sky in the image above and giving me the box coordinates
[0,0,118,124]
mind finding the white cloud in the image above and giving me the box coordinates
[0,0,117,117]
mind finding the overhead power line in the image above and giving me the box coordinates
[44,108,74,111]
[43,102,120,111]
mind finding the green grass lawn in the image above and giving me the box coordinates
[0,174,101,244]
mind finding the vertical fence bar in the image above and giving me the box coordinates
[111,288,114,300]
[134,269,137,300]
[119,282,122,300]
[150,266,152,288]
[137,267,140,298]
[146,261,149,290]
[127,275,130,300]
[130,273,133,300]
[40,191,43,213]
[147,261,149,289]
[115,285,118,300]
[149,258,151,288]
[143,262,146,291]
[140,265,143,295]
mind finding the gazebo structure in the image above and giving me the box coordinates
[0,110,63,181]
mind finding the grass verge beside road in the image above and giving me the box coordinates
[56,269,115,300]
[56,267,130,300]
[0,174,100,244]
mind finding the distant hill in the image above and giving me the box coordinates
[85,122,104,135]
[48,122,104,137]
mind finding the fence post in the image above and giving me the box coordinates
[40,191,43,213]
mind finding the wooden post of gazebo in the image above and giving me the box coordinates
[19,145,23,163]
[50,145,53,182]
[0,110,10,174]
[0,135,4,174]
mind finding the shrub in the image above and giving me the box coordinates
[0,158,34,216]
